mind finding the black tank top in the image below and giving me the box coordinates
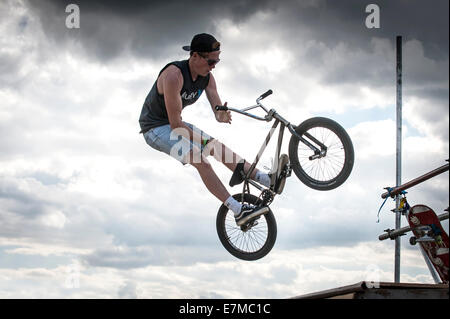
[139,60,210,133]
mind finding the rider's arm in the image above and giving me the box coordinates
[162,67,183,129]
[206,73,231,124]
[162,67,201,142]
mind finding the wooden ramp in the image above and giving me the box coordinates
[291,281,449,299]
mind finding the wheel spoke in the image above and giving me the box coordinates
[297,126,345,183]
[224,210,269,254]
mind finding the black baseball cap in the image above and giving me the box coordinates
[182,33,221,53]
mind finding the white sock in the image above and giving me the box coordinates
[255,170,271,187]
[224,196,242,216]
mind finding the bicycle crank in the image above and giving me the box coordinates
[240,218,259,232]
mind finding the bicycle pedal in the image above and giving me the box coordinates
[283,165,292,177]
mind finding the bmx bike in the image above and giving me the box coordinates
[215,90,355,260]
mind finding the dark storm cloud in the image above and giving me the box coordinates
[264,0,448,88]
[316,0,448,59]
[25,0,276,62]
[25,0,448,61]
[24,0,448,111]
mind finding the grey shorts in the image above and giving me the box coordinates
[143,122,214,165]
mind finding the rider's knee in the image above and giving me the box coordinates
[202,138,217,158]
[204,139,236,163]
[185,149,211,170]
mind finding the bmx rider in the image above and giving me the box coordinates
[139,33,285,225]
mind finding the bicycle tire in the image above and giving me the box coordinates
[288,117,354,191]
[216,193,277,261]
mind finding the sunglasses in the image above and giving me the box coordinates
[198,53,220,66]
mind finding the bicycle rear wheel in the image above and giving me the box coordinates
[288,117,354,191]
[216,193,277,261]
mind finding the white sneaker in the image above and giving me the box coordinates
[235,204,269,226]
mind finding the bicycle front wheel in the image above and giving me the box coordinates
[216,193,277,261]
[288,117,354,191]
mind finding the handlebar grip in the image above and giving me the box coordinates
[259,89,273,100]
[215,105,229,111]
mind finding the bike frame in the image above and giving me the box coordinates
[220,92,329,200]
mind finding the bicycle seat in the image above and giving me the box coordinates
[229,161,246,187]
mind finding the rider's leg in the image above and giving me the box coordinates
[143,123,266,217]
[204,139,271,187]
[185,149,243,214]
[185,149,268,221]
[186,150,229,203]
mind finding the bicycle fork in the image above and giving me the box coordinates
[272,110,328,159]
[287,125,328,160]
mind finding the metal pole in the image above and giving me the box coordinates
[378,211,449,241]
[394,35,402,283]
[418,246,442,284]
[381,162,449,198]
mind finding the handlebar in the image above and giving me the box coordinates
[215,90,294,126]
[215,105,229,111]
[215,89,272,118]
[258,89,273,101]
[214,90,297,134]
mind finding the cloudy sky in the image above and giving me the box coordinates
[0,0,448,298]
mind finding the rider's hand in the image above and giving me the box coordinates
[215,102,232,124]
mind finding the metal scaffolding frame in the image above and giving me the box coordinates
[380,36,449,283]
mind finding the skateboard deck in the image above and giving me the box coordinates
[407,205,449,283]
